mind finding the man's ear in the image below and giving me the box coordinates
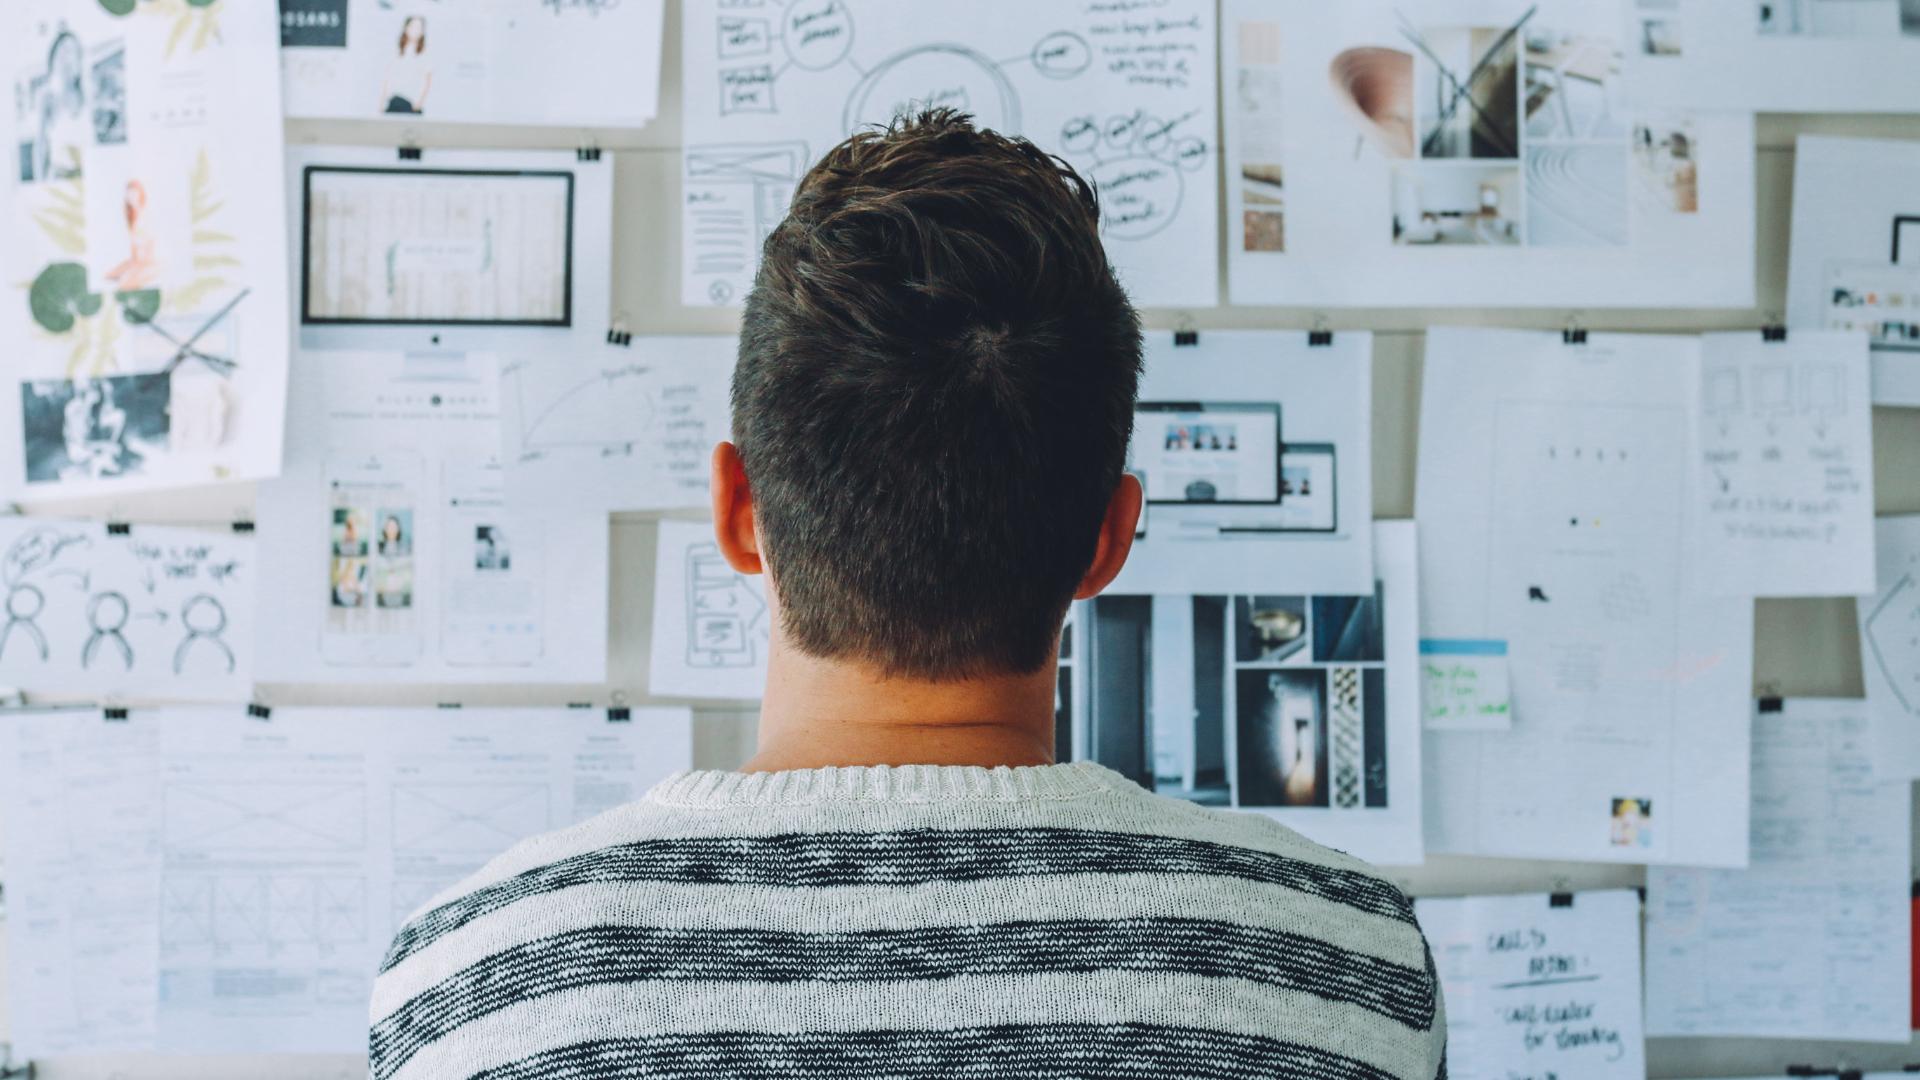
[1074,473,1142,600]
[710,441,762,575]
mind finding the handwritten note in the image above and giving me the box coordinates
[0,518,253,699]
[499,339,734,513]
[1416,890,1645,1080]
[1646,699,1911,1043]
[1690,330,1875,596]
[1420,639,1512,730]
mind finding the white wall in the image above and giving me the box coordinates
[3,2,1919,1074]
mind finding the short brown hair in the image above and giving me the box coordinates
[733,109,1141,679]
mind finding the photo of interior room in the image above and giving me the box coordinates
[1391,162,1523,244]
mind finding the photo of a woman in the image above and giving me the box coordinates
[380,16,430,115]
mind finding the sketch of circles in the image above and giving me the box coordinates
[843,45,1019,135]
[1059,116,1100,154]
[1090,156,1184,241]
[1526,144,1629,247]
[782,0,854,71]
[1030,31,1091,79]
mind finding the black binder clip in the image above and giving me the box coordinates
[1758,695,1785,714]
[607,326,632,346]
[102,707,130,722]
[247,703,272,720]
[1308,329,1334,346]
[577,146,602,162]
[607,706,632,723]
[1173,329,1199,347]
[567,701,594,710]
[1548,891,1574,908]
[105,521,131,536]
[436,702,462,710]
[398,145,422,161]
[1762,325,1788,342]
[1561,328,1588,345]
[232,520,256,535]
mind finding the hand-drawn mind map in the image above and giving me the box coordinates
[0,520,249,690]
[684,0,1217,307]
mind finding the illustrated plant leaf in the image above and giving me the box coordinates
[117,289,161,325]
[193,254,241,270]
[188,0,219,6]
[192,229,236,245]
[98,0,136,16]
[28,263,100,334]
[166,12,192,57]
[193,10,220,51]
[167,276,228,313]
[32,209,86,255]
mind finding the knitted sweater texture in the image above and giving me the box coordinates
[369,761,1448,1080]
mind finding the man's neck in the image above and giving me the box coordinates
[743,640,1059,772]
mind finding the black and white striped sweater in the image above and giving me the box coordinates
[370,762,1447,1080]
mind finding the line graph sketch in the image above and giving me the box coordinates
[682,0,1219,307]
[391,783,551,855]
[163,782,367,853]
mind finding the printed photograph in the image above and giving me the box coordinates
[1312,588,1386,663]
[1236,667,1330,808]
[1391,163,1522,244]
[1235,20,1288,251]
[329,555,367,609]
[374,556,414,609]
[1329,45,1414,160]
[331,506,370,557]
[1234,596,1308,665]
[1525,144,1629,246]
[1637,15,1682,56]
[89,41,126,145]
[1408,24,1521,159]
[1081,596,1231,807]
[14,28,86,183]
[1522,26,1624,141]
[381,15,432,115]
[1633,116,1700,215]
[20,373,172,485]
[474,524,511,571]
[1609,796,1653,848]
[376,508,413,557]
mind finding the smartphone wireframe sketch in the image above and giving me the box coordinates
[322,450,426,666]
[686,542,761,669]
[441,458,544,667]
[1216,442,1337,534]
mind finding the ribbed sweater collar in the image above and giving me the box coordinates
[645,760,1128,807]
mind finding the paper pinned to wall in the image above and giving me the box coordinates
[1071,522,1424,866]
[254,350,609,684]
[1220,0,1755,308]
[1416,890,1646,1080]
[499,338,734,513]
[280,0,665,129]
[1419,639,1512,731]
[1646,699,1912,1044]
[1418,328,1753,867]
[679,0,1220,308]
[1629,0,1920,113]
[1688,330,1875,597]
[1786,136,1920,406]
[0,705,693,1055]
[0,518,254,700]
[1109,331,1374,596]
[1861,514,1920,781]
[0,0,291,502]
[649,519,770,701]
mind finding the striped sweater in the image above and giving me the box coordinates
[370,761,1447,1080]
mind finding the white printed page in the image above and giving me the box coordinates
[679,0,1220,308]
[0,1,291,501]
[649,519,771,701]
[1417,328,1753,867]
[1630,0,1920,113]
[254,351,609,684]
[1417,890,1646,1080]
[1646,699,1911,1043]
[1688,330,1876,597]
[1071,521,1425,866]
[1109,331,1374,596]
[1861,515,1920,780]
[0,518,254,700]
[1786,136,1920,406]
[280,0,665,129]
[1220,0,1755,308]
[0,709,163,1058]
[499,337,735,513]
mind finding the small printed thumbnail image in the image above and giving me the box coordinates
[1635,0,1683,56]
[1391,162,1522,246]
[474,524,511,571]
[1067,591,1387,812]
[1234,19,1286,253]
[19,372,171,485]
[1631,114,1699,216]
[1609,796,1653,849]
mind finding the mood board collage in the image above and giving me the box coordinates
[2,0,1919,1075]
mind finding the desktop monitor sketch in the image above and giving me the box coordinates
[1133,402,1283,505]
[301,166,575,327]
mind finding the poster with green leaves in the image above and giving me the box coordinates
[3,0,289,500]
